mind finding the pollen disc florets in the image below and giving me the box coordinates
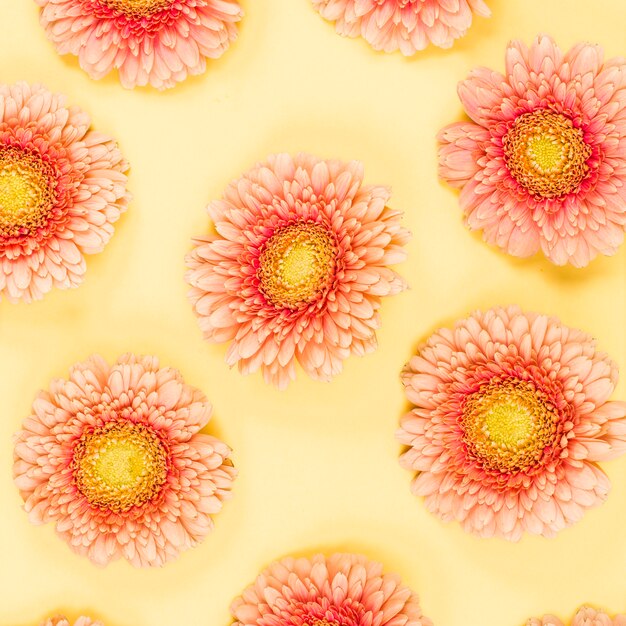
[503,109,592,199]
[462,378,559,473]
[0,147,56,239]
[103,0,172,16]
[72,421,168,512]
[258,222,337,309]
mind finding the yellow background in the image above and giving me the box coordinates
[0,1,625,625]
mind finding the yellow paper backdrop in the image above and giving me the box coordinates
[0,1,625,625]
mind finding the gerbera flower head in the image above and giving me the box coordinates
[230,552,432,626]
[397,305,626,540]
[438,35,626,267]
[186,153,410,389]
[0,82,129,302]
[13,354,236,567]
[528,606,626,626]
[42,618,102,626]
[35,0,243,89]
[313,0,490,54]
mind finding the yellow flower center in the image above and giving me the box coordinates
[503,109,592,199]
[104,0,171,16]
[258,222,337,309]
[462,379,559,473]
[73,422,168,512]
[0,148,55,238]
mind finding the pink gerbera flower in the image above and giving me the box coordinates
[35,0,243,89]
[186,153,410,389]
[438,35,626,267]
[529,606,626,626]
[230,553,432,626]
[397,305,626,540]
[42,618,102,626]
[0,82,129,302]
[313,0,490,54]
[13,354,236,567]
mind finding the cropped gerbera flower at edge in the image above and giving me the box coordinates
[397,305,626,540]
[313,0,490,54]
[13,354,236,567]
[0,82,129,302]
[35,0,243,90]
[528,606,626,626]
[41,618,103,626]
[438,35,626,267]
[230,552,432,626]
[186,152,410,389]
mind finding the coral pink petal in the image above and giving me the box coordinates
[0,82,129,302]
[230,553,432,626]
[398,305,626,540]
[186,153,409,388]
[35,0,243,89]
[41,618,103,626]
[438,35,626,266]
[529,606,626,626]
[13,354,236,567]
[438,122,490,189]
[313,0,490,53]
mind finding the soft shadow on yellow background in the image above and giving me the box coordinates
[0,1,625,625]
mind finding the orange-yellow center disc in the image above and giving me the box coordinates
[503,109,592,199]
[103,0,171,16]
[462,379,559,473]
[73,422,168,512]
[258,222,337,309]
[0,147,55,238]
